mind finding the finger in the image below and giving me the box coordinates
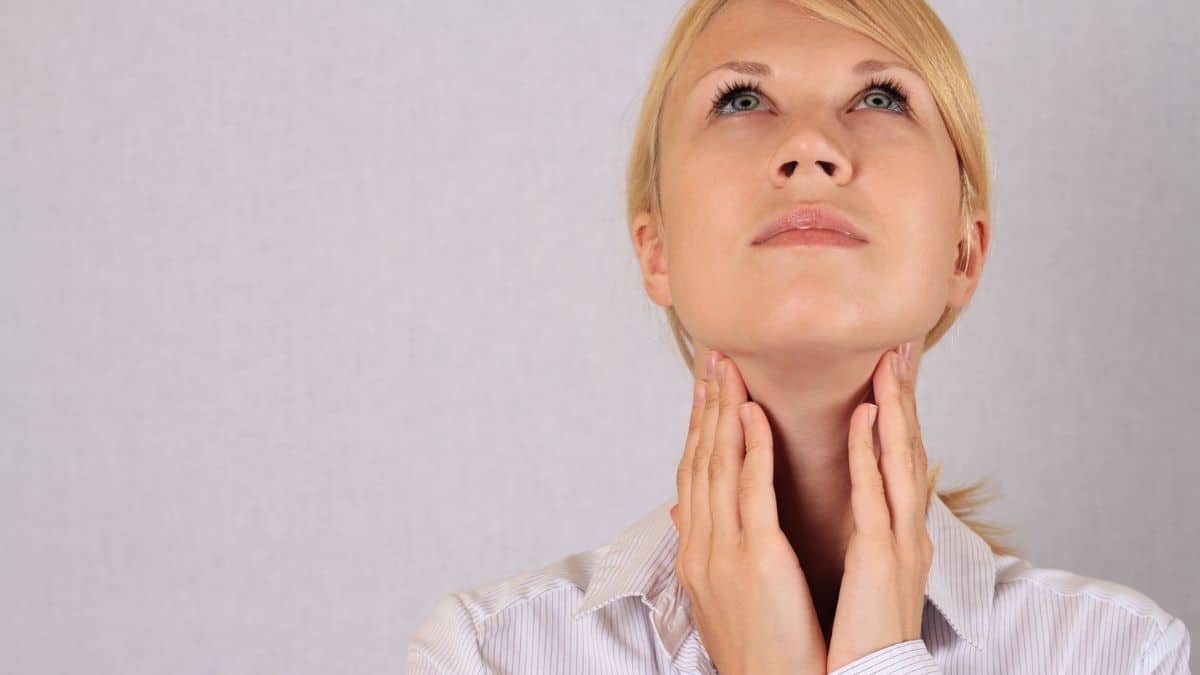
[875,348,921,537]
[689,349,721,553]
[737,401,781,545]
[709,356,748,545]
[675,376,707,540]
[848,401,890,537]
[899,343,931,506]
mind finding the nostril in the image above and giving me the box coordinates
[817,160,836,176]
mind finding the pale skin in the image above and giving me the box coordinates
[630,0,991,672]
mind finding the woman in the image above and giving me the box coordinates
[406,0,1192,673]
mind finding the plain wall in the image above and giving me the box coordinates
[1,0,1196,672]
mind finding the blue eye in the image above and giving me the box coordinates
[854,76,912,115]
[709,76,913,117]
[709,78,768,116]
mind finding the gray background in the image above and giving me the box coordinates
[2,0,1197,673]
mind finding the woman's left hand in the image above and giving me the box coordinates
[826,340,934,673]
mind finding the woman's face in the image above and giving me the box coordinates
[637,0,986,359]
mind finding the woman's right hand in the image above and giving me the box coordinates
[669,348,828,675]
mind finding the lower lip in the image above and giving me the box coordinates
[757,229,867,247]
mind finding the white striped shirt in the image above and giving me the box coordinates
[406,491,1192,674]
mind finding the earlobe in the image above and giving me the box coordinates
[632,209,673,307]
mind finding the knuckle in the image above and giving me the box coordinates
[869,479,887,501]
[866,534,899,560]
[745,548,782,578]
[737,480,763,504]
[718,386,735,409]
[907,431,922,452]
[861,433,877,455]
[674,562,692,592]
[708,548,736,571]
[680,555,706,582]
[676,462,692,484]
[902,538,931,568]
[920,533,934,560]
[706,451,727,479]
[744,433,762,454]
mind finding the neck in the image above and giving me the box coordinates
[690,343,902,603]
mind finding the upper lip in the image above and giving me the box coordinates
[752,203,868,244]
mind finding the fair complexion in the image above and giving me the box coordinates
[631,0,990,669]
[671,335,932,674]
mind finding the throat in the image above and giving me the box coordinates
[811,586,841,647]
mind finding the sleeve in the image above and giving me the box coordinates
[404,592,493,675]
[1140,616,1192,675]
[828,639,942,675]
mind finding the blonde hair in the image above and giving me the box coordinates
[626,0,1021,557]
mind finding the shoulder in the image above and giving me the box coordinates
[451,544,606,631]
[991,553,1191,671]
[994,553,1179,633]
[405,544,608,671]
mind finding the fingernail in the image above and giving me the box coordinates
[717,359,727,383]
[867,404,878,428]
[891,348,903,379]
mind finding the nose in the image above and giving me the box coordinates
[780,159,837,178]
[770,118,853,186]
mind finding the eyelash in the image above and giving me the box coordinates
[709,76,912,117]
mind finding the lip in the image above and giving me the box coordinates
[752,203,869,245]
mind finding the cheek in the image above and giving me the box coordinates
[655,206,750,342]
[872,225,960,333]
[862,124,961,215]
[862,140,961,271]
[661,242,748,347]
[659,139,760,255]
[667,132,764,199]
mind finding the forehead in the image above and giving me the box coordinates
[671,0,903,101]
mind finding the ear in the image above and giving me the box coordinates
[632,208,673,307]
[946,207,990,310]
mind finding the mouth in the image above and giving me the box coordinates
[756,228,867,247]
[752,203,869,245]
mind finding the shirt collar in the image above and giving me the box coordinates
[572,490,995,668]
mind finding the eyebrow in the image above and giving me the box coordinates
[695,57,917,88]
